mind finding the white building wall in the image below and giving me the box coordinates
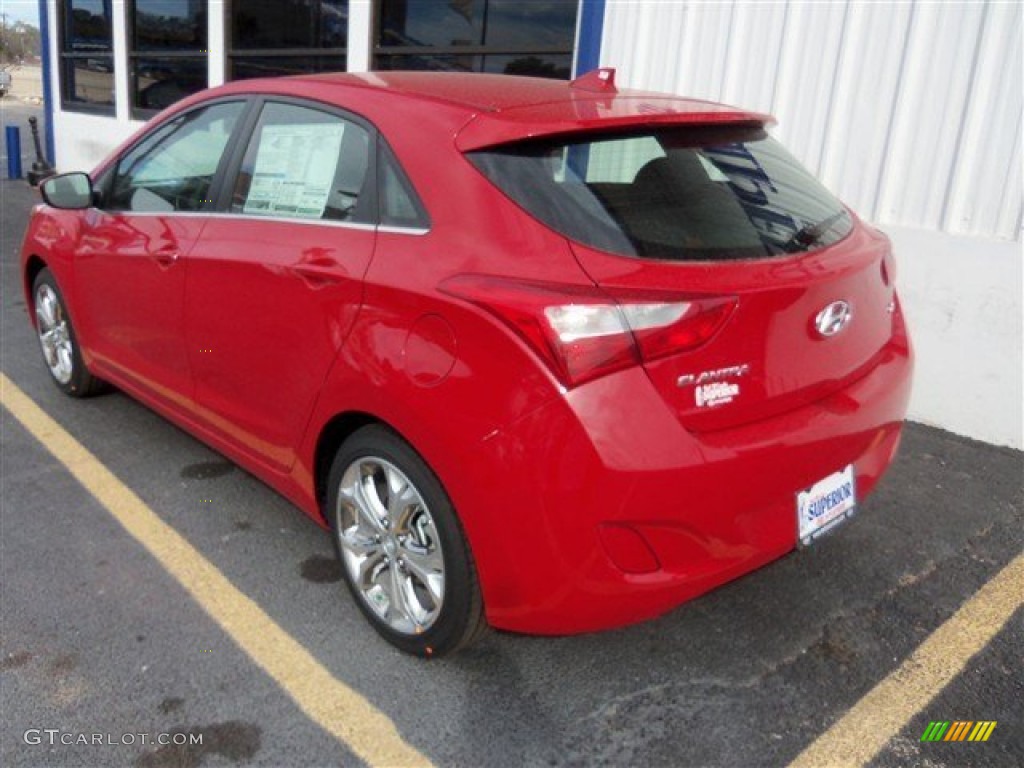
[46,0,150,171]
[602,0,1023,448]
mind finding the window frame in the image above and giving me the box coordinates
[58,0,116,115]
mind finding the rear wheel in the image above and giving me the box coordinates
[327,425,485,656]
[32,269,104,397]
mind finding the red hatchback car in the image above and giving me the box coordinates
[22,70,912,656]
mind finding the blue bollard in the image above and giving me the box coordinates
[5,125,23,179]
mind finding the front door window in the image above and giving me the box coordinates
[107,101,246,213]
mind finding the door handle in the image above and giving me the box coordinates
[290,263,344,286]
[153,248,180,267]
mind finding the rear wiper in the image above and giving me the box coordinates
[784,210,849,252]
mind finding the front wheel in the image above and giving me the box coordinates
[327,425,486,656]
[32,269,104,397]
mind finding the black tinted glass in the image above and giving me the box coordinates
[484,54,571,79]
[133,1,206,51]
[378,0,575,49]
[62,59,114,105]
[379,146,429,228]
[133,57,208,110]
[230,56,347,80]
[375,53,569,79]
[469,127,854,261]
[64,0,112,51]
[232,0,348,49]
[379,0,485,48]
[484,1,576,47]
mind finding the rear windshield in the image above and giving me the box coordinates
[468,126,853,261]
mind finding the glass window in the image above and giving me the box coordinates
[374,0,577,79]
[228,1,348,80]
[133,0,205,50]
[129,1,209,114]
[59,0,115,112]
[379,145,429,229]
[132,57,208,111]
[374,53,571,79]
[230,56,348,81]
[108,101,245,213]
[231,102,372,223]
[379,0,488,49]
[483,0,576,48]
[469,126,854,261]
[233,0,348,49]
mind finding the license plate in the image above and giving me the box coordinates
[797,464,856,546]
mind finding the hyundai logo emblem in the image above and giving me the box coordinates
[814,301,852,337]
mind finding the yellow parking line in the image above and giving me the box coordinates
[0,374,432,768]
[789,552,1023,767]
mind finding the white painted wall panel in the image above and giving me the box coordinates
[719,3,788,112]
[819,1,913,221]
[877,1,986,230]
[601,0,1022,241]
[945,1,1022,238]
[52,112,143,173]
[771,2,849,176]
[892,225,1022,449]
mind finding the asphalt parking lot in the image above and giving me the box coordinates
[1,176,1021,767]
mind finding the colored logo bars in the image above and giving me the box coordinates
[921,721,997,742]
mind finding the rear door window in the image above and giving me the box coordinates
[231,102,373,223]
[469,126,853,261]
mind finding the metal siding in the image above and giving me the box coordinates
[772,2,849,178]
[601,0,1022,241]
[944,1,1023,238]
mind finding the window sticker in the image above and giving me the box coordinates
[244,123,345,219]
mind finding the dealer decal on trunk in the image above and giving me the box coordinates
[696,381,739,407]
[677,363,750,408]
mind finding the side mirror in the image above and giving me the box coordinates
[40,172,94,210]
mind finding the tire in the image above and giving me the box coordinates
[32,269,105,397]
[327,425,486,657]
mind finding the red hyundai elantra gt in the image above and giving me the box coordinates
[21,70,912,656]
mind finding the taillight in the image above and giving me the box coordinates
[441,275,736,387]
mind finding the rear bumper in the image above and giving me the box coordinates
[463,323,912,635]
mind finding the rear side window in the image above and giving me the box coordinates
[468,126,853,261]
[231,102,372,223]
[378,143,429,230]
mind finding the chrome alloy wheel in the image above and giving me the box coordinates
[335,457,445,635]
[35,283,74,385]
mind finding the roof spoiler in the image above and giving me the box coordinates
[570,68,617,94]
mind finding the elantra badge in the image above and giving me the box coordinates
[676,363,750,388]
[815,301,852,337]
